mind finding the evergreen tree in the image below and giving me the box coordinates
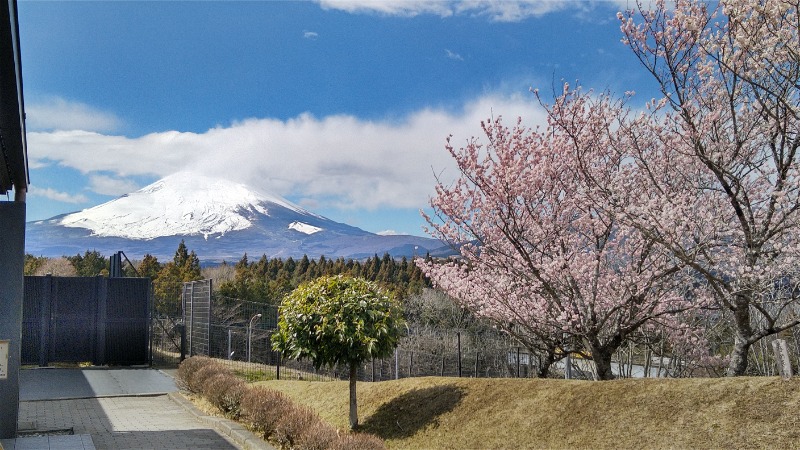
[138,254,162,279]
[68,250,109,277]
[24,254,47,276]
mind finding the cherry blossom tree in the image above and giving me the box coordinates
[418,90,703,380]
[618,0,800,376]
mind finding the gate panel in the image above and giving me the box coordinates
[21,277,47,365]
[23,276,153,366]
[106,278,151,365]
[50,277,98,363]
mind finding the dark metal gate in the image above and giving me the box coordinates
[22,276,152,366]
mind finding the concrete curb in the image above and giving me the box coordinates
[167,392,276,450]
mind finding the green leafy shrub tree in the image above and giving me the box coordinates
[272,275,404,429]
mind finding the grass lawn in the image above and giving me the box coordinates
[257,376,800,449]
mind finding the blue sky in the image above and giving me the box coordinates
[17,0,659,237]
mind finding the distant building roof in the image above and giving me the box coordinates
[0,0,28,198]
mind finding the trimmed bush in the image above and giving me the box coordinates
[220,380,249,420]
[240,386,291,439]
[293,420,339,450]
[273,404,320,448]
[329,432,387,450]
[202,373,247,418]
[176,356,213,391]
[188,363,226,394]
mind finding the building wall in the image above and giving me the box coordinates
[0,201,25,438]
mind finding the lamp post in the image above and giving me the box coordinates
[247,313,262,363]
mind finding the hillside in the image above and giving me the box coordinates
[258,376,800,449]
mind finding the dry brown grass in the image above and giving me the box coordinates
[256,376,800,449]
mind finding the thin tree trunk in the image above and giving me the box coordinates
[727,296,754,377]
[727,334,752,377]
[349,362,358,429]
[627,341,634,378]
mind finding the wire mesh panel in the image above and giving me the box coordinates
[151,316,183,368]
[183,279,212,357]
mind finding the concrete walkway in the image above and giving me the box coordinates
[0,368,272,450]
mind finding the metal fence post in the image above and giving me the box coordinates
[457,332,462,377]
[178,324,187,362]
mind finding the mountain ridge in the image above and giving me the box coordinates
[25,172,453,262]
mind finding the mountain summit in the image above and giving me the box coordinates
[26,172,450,262]
[59,171,320,240]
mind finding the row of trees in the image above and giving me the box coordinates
[25,242,433,314]
[420,0,800,378]
[217,252,431,305]
[24,243,201,282]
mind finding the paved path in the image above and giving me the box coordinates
[1,368,272,450]
[14,395,239,449]
[19,368,178,401]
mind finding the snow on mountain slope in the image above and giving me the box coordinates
[289,221,322,234]
[60,171,316,240]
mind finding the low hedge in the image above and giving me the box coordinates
[175,356,384,449]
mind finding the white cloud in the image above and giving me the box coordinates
[611,0,661,13]
[317,0,453,18]
[316,0,644,21]
[88,174,140,196]
[26,93,547,211]
[303,30,319,40]
[28,186,90,204]
[26,97,123,133]
[454,0,569,22]
[317,0,579,21]
[377,229,400,236]
[445,49,464,61]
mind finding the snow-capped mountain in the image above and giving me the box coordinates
[59,172,320,240]
[25,171,452,262]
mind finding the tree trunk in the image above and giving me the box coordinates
[536,350,558,378]
[727,332,752,377]
[349,362,358,430]
[594,354,615,380]
[589,345,616,381]
[727,296,754,377]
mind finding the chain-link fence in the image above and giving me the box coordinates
[151,281,546,381]
[151,280,800,380]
